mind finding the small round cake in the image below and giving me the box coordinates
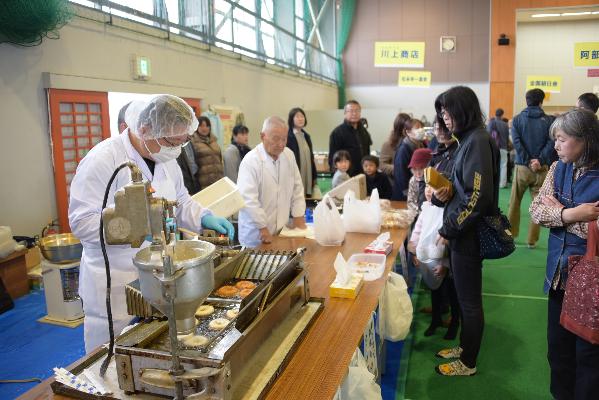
[181,334,209,347]
[216,285,239,298]
[208,318,230,331]
[195,304,215,318]
[225,309,239,320]
[235,280,256,290]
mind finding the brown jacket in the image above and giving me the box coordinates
[190,132,224,190]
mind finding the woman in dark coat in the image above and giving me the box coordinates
[432,86,499,376]
[286,107,320,198]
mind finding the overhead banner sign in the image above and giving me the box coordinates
[574,42,599,67]
[398,71,431,87]
[374,42,425,68]
[526,75,562,93]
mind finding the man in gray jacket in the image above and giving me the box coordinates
[508,89,556,249]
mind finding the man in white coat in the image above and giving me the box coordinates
[69,95,234,353]
[237,116,306,247]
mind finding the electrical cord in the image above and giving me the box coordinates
[0,378,42,383]
[99,162,133,377]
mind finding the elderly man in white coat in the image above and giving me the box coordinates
[237,116,306,247]
[69,95,234,353]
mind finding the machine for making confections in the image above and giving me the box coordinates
[50,162,323,400]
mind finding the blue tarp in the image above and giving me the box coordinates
[0,290,84,399]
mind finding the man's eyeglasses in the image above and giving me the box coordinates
[162,136,191,147]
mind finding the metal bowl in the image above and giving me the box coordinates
[134,240,215,333]
[39,233,83,263]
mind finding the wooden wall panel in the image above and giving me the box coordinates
[344,0,490,85]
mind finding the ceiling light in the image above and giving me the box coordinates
[561,11,592,16]
[531,13,561,18]
[592,11,599,14]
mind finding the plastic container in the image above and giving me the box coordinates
[191,177,245,218]
[347,253,386,281]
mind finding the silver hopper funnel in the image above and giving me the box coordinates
[133,240,215,333]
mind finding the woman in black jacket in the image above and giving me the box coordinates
[287,107,319,198]
[432,86,499,376]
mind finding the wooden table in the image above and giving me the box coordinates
[19,211,407,400]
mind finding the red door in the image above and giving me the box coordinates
[47,89,111,233]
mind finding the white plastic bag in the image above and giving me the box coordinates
[337,348,382,400]
[380,271,413,341]
[419,260,445,290]
[343,189,381,234]
[415,202,445,263]
[313,195,346,246]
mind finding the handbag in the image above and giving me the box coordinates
[477,213,515,259]
[560,222,599,344]
[453,172,515,260]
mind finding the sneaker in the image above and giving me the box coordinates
[527,243,537,249]
[436,346,463,359]
[435,360,477,376]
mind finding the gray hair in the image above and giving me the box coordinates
[261,116,287,135]
[550,108,599,169]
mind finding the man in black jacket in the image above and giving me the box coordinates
[487,108,510,188]
[328,100,372,176]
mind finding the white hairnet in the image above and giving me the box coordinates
[124,94,199,139]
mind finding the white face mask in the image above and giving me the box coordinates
[143,139,181,163]
[411,128,426,141]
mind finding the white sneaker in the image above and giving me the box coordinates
[435,359,477,376]
[436,346,463,359]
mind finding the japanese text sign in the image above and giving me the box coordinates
[398,71,431,87]
[526,75,562,93]
[574,42,599,67]
[374,42,425,68]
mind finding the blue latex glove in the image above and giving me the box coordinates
[201,215,235,241]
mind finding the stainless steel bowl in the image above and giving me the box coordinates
[133,240,215,333]
[39,233,83,263]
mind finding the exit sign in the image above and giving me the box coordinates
[133,56,151,80]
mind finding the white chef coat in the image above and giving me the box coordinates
[237,143,306,247]
[68,132,209,353]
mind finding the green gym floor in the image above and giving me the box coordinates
[397,186,550,400]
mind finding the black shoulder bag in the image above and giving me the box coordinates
[452,145,515,260]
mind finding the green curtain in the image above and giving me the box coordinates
[336,0,356,108]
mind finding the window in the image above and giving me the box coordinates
[69,0,338,83]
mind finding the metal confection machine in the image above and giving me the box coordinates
[51,162,323,400]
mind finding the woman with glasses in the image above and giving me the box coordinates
[432,86,499,376]
[68,95,234,353]
[190,116,225,191]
